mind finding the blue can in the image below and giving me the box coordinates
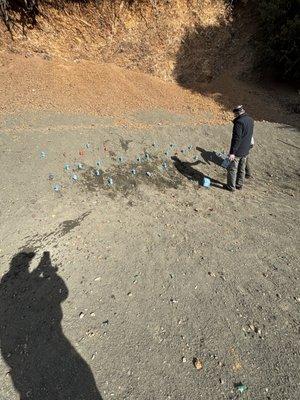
[202,177,211,188]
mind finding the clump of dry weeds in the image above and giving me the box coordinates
[1,0,231,81]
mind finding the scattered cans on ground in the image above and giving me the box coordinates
[53,183,61,192]
[42,142,221,192]
[107,177,113,186]
[235,383,248,394]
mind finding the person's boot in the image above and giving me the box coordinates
[223,184,235,192]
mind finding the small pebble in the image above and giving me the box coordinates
[193,358,203,370]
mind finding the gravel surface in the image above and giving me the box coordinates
[0,109,299,400]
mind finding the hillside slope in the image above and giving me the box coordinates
[1,0,298,128]
[0,0,234,81]
[0,52,226,123]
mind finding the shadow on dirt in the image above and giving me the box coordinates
[0,251,102,400]
[20,212,91,252]
[173,18,232,87]
[171,156,224,189]
[173,4,300,131]
[196,147,224,167]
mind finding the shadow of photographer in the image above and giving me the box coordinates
[0,251,102,400]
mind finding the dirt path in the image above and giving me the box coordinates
[0,108,299,400]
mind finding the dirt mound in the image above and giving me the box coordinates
[0,53,227,122]
[1,1,298,128]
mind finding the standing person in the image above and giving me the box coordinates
[224,105,254,191]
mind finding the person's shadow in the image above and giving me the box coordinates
[171,156,224,188]
[0,251,102,400]
[196,147,225,167]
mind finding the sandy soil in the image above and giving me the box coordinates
[0,55,299,400]
[0,53,226,123]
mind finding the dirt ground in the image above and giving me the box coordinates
[0,93,299,400]
[0,53,226,123]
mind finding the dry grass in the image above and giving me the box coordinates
[0,0,230,81]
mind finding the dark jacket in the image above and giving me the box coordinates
[230,114,254,157]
